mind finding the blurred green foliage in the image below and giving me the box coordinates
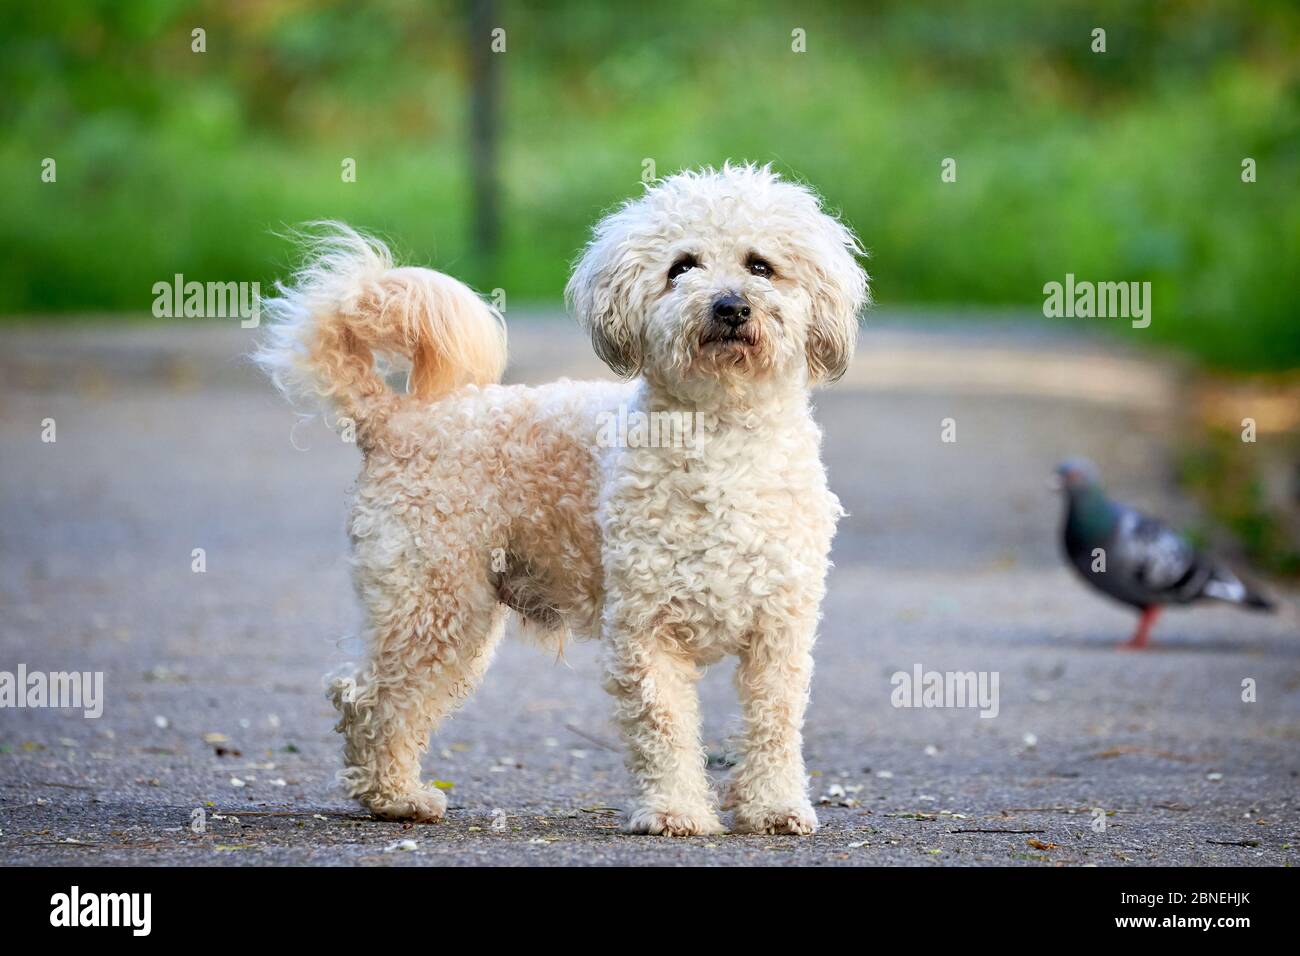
[2,0,1297,369]
[1181,427,1300,577]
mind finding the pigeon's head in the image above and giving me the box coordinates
[1053,458,1101,493]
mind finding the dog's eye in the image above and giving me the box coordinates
[747,256,774,279]
[668,255,698,283]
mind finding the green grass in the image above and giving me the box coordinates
[2,0,1298,370]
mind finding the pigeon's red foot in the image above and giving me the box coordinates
[1119,606,1161,651]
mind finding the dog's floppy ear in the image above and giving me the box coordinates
[805,217,869,384]
[566,223,644,378]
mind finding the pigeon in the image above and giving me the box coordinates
[1054,458,1274,648]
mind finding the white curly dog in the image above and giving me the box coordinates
[258,164,869,835]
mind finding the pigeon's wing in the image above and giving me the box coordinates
[1114,506,1275,609]
[1113,508,1206,603]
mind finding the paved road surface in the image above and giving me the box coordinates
[1,314,1296,865]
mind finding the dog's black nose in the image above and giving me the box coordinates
[712,293,751,327]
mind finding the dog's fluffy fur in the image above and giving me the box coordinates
[258,164,868,835]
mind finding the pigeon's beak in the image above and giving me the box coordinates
[1047,473,1064,492]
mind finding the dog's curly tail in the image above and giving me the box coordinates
[256,223,507,437]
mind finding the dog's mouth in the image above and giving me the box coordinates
[699,324,759,349]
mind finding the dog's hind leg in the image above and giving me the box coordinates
[330,583,507,822]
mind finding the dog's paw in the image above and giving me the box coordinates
[625,806,724,837]
[364,786,448,823]
[731,802,818,836]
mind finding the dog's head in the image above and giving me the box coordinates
[567,164,869,400]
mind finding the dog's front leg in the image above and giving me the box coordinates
[727,624,819,835]
[603,631,722,836]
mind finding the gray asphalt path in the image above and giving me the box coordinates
[1,314,1296,866]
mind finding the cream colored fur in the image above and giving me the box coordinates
[258,164,869,835]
